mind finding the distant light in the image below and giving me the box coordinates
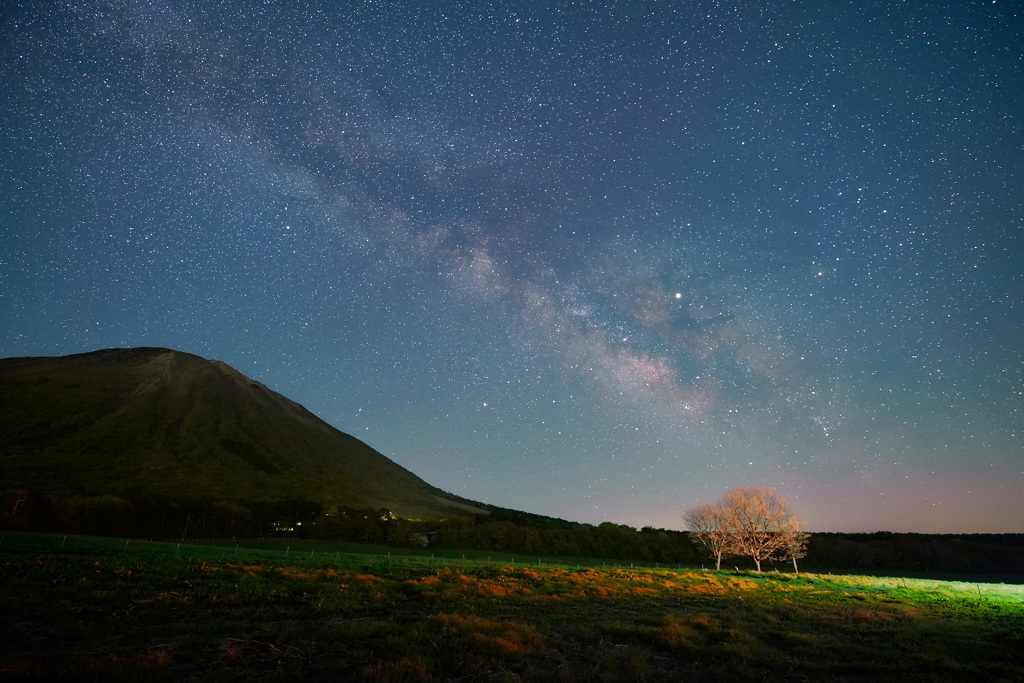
[675,293,682,299]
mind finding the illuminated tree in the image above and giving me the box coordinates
[779,514,810,575]
[686,486,808,573]
[720,486,802,572]
[683,503,734,570]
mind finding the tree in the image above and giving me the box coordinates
[720,486,802,572]
[683,503,733,570]
[778,515,810,575]
[685,486,808,573]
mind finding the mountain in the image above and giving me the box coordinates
[0,347,486,523]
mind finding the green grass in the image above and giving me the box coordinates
[2,532,1023,681]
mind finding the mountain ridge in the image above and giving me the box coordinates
[0,347,487,522]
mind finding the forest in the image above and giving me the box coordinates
[3,489,1022,578]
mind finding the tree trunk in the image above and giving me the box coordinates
[792,556,799,575]
[715,553,722,570]
[754,558,761,572]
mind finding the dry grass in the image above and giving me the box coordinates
[1,533,1022,681]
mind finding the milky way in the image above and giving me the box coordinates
[2,2,1021,532]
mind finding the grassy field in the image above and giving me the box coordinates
[2,533,1022,681]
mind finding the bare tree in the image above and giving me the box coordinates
[779,515,810,575]
[719,486,802,572]
[683,503,733,570]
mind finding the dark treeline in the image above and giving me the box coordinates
[802,531,1024,577]
[309,505,702,565]
[0,491,701,564]
[0,489,321,540]
[426,513,701,566]
[4,490,1022,576]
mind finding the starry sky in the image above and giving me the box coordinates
[2,1,1022,533]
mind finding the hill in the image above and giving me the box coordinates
[0,347,485,530]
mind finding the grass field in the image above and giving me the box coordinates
[2,532,1022,681]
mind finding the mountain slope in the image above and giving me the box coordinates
[0,347,484,520]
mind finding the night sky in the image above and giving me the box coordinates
[2,1,1021,533]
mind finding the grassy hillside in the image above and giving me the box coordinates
[1,532,1022,681]
[0,348,482,521]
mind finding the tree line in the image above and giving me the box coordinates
[4,488,1023,576]
[0,489,701,564]
[0,489,321,539]
[309,506,703,565]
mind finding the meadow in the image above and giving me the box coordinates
[2,532,1022,681]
